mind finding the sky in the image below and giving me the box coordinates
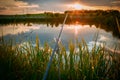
[0,0,120,15]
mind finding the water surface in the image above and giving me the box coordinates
[0,23,120,51]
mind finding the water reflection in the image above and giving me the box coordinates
[1,19,119,38]
[0,24,40,37]
[0,23,119,51]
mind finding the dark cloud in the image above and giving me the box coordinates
[111,0,120,7]
[15,0,53,4]
[73,0,120,7]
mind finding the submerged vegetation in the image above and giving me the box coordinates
[0,37,120,80]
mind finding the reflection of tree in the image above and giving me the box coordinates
[0,10,120,38]
[55,22,59,27]
[50,22,54,27]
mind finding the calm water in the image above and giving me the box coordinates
[0,23,120,50]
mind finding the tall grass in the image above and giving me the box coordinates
[0,37,120,80]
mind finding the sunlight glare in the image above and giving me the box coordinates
[73,3,82,10]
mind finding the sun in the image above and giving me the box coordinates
[73,3,83,10]
[67,3,83,10]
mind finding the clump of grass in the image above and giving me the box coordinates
[0,37,120,80]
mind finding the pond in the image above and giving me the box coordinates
[0,22,120,51]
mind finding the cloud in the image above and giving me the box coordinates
[16,0,120,6]
[18,4,39,8]
[15,0,120,10]
[0,0,40,15]
[0,7,7,11]
[111,1,120,7]
[0,0,120,15]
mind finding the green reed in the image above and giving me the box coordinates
[0,36,120,80]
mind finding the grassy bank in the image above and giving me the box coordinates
[0,37,120,80]
[0,10,120,26]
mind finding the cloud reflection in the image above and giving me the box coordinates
[0,24,40,37]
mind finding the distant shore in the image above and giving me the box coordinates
[0,10,120,38]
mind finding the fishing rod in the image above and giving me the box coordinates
[42,13,68,80]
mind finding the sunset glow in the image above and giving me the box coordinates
[0,0,120,15]
[73,3,83,10]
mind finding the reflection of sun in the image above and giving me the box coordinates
[73,3,82,10]
[67,25,82,35]
[75,26,78,35]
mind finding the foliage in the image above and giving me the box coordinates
[0,38,120,80]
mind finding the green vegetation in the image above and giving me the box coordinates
[0,9,120,80]
[0,37,120,80]
[0,10,120,26]
[0,10,120,38]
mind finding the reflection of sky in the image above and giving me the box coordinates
[0,24,40,37]
[0,23,120,50]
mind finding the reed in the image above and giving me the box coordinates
[0,37,120,80]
